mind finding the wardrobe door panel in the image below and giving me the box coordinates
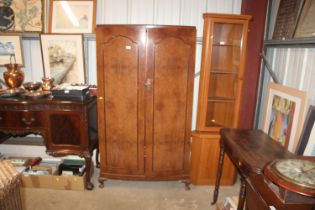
[97,26,146,176]
[146,27,196,177]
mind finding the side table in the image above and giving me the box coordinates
[211,129,295,209]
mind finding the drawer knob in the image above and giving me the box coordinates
[21,117,35,125]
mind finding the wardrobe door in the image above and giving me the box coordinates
[145,26,196,178]
[96,26,146,177]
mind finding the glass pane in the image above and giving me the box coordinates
[205,101,235,127]
[205,22,243,128]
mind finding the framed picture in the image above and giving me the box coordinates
[40,34,85,85]
[263,82,307,152]
[0,34,24,66]
[296,106,315,156]
[0,0,45,32]
[49,0,96,33]
[294,0,315,38]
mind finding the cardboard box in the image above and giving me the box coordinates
[21,173,86,191]
[216,201,224,210]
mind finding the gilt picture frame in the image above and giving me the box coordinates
[49,0,96,33]
[296,105,315,156]
[0,0,45,32]
[0,34,24,66]
[40,34,85,85]
[263,82,307,152]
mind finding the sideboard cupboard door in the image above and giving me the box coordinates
[97,26,146,177]
[145,27,195,178]
[97,25,196,182]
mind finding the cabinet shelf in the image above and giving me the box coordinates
[210,69,238,74]
[213,43,240,47]
[208,120,224,127]
[207,96,235,103]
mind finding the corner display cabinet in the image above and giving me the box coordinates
[190,14,251,185]
[96,25,196,186]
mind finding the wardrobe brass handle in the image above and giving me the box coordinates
[145,79,152,89]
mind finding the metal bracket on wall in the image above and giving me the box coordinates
[260,52,279,84]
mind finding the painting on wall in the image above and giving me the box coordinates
[294,0,315,38]
[0,0,45,32]
[263,82,307,152]
[0,34,23,66]
[40,34,85,85]
[296,105,315,156]
[49,0,96,33]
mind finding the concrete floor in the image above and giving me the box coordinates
[21,167,240,210]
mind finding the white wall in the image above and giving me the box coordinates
[0,0,241,155]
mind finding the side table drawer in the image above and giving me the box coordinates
[0,111,45,129]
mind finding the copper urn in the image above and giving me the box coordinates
[3,63,24,89]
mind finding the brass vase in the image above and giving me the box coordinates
[41,77,55,91]
[3,63,24,89]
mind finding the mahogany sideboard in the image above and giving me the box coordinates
[212,128,315,210]
[0,96,98,190]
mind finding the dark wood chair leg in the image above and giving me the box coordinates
[212,138,225,205]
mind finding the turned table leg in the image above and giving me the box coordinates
[237,177,246,210]
[84,155,94,190]
[212,138,225,205]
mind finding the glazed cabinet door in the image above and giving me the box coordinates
[197,15,250,131]
[96,26,146,177]
[145,27,196,178]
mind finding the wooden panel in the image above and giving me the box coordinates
[208,74,237,98]
[103,36,141,172]
[146,26,196,178]
[205,101,235,127]
[153,38,189,172]
[190,132,236,185]
[50,113,81,146]
[96,26,146,176]
[6,111,44,128]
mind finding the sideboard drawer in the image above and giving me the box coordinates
[0,111,45,128]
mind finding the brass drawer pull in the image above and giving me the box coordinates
[21,117,35,125]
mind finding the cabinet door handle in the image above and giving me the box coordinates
[144,79,152,89]
[21,117,35,125]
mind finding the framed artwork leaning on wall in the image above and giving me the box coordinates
[49,0,96,33]
[296,105,315,156]
[263,82,307,153]
[0,0,45,32]
[0,34,24,66]
[40,34,85,85]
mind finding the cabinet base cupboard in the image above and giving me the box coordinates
[96,25,196,184]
